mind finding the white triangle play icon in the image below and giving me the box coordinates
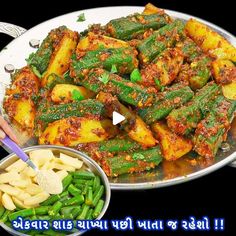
[112,111,125,125]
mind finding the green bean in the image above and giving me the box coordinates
[74,183,84,190]
[8,209,34,221]
[61,206,75,218]
[48,201,63,216]
[8,206,49,221]
[68,184,82,196]
[77,204,90,220]
[0,209,10,223]
[72,171,95,180]
[37,215,51,221]
[92,176,101,193]
[73,179,93,186]
[85,187,93,206]
[82,183,89,195]
[0,205,5,218]
[62,174,73,190]
[44,229,66,236]
[62,195,84,206]
[30,215,38,220]
[86,209,94,220]
[93,200,105,218]
[71,206,82,219]
[92,185,104,207]
[41,191,69,206]
[35,206,49,215]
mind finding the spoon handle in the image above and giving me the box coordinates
[1,135,29,162]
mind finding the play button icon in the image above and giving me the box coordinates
[112,111,125,125]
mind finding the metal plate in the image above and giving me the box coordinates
[0,6,236,190]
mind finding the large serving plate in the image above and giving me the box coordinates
[0,6,236,190]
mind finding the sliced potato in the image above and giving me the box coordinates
[0,190,2,202]
[56,170,68,180]
[24,192,50,205]
[6,159,27,172]
[152,122,193,160]
[2,193,16,210]
[59,153,83,169]
[24,183,44,195]
[9,178,31,188]
[0,172,21,184]
[40,160,54,170]
[39,117,112,146]
[185,19,236,62]
[12,196,38,209]
[0,184,21,196]
[51,84,95,103]
[29,149,55,167]
[21,166,37,177]
[17,192,32,201]
[53,163,76,172]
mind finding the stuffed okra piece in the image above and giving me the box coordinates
[106,12,172,40]
[96,92,157,147]
[138,84,194,124]
[35,99,106,130]
[167,82,220,136]
[193,95,236,158]
[137,20,185,65]
[27,26,79,87]
[102,146,163,177]
[70,46,138,79]
[78,68,155,107]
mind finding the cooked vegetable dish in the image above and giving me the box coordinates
[3,3,236,177]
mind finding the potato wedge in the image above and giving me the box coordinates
[17,192,31,201]
[152,122,192,160]
[9,178,31,188]
[3,96,35,130]
[12,197,38,209]
[77,32,129,53]
[21,166,37,177]
[29,149,55,166]
[41,29,79,87]
[143,3,164,15]
[6,66,39,98]
[6,159,27,172]
[0,184,21,196]
[53,163,76,172]
[212,59,236,84]
[51,84,95,103]
[24,192,50,205]
[0,172,21,184]
[185,19,236,62]
[40,160,54,170]
[222,81,236,100]
[39,117,112,146]
[2,193,16,211]
[24,183,44,195]
[56,170,68,180]
[59,153,83,169]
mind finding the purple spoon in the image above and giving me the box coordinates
[1,135,63,194]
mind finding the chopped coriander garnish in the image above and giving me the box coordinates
[31,66,42,78]
[111,64,118,74]
[130,68,142,83]
[98,73,109,84]
[77,13,86,22]
[154,78,165,91]
[72,89,84,101]
[132,153,145,160]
